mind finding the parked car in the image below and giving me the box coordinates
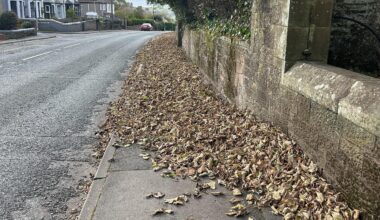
[85,12,98,19]
[140,23,153,31]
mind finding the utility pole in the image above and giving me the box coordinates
[111,0,114,29]
[34,0,39,31]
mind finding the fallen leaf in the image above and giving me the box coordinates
[164,195,189,205]
[226,203,249,217]
[103,33,356,218]
[146,192,165,199]
[229,198,241,204]
[153,208,173,215]
[246,194,254,201]
[232,188,242,196]
[210,191,224,196]
[206,181,216,190]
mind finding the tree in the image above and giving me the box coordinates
[147,0,250,24]
[116,6,134,20]
[134,6,145,19]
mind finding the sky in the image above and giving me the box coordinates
[127,0,175,19]
[129,0,150,7]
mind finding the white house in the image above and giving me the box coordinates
[0,0,43,18]
[42,0,80,19]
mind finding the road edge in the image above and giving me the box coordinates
[78,133,116,220]
[77,38,152,220]
[0,36,56,45]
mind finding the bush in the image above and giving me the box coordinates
[21,21,33,28]
[153,22,175,31]
[0,11,18,30]
[66,8,76,21]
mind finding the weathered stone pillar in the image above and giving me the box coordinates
[286,0,334,68]
[251,0,334,71]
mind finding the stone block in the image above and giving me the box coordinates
[339,174,373,214]
[273,0,291,26]
[289,0,313,27]
[339,138,364,168]
[251,12,271,29]
[338,80,380,137]
[308,132,338,163]
[288,120,311,147]
[282,62,358,112]
[250,28,265,52]
[252,0,290,27]
[361,157,380,193]
[279,87,295,119]
[375,137,380,161]
[308,27,332,62]
[339,116,376,150]
[309,101,339,139]
[272,26,288,60]
[324,147,347,184]
[285,27,309,61]
[288,93,311,123]
[312,0,334,27]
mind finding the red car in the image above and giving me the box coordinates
[140,23,153,31]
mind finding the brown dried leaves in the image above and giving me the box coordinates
[107,34,358,219]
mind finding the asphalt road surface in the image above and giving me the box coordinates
[0,31,161,219]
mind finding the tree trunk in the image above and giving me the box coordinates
[176,19,183,47]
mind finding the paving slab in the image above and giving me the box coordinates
[110,145,152,171]
[82,144,282,220]
[92,170,239,220]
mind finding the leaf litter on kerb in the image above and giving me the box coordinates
[105,34,359,219]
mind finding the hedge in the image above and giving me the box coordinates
[153,22,175,31]
[127,19,155,26]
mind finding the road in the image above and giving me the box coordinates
[0,31,161,219]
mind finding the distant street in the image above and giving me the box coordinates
[0,31,161,219]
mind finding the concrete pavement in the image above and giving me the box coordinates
[79,140,282,220]
[0,30,161,219]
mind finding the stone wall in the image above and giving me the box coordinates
[0,28,37,40]
[84,20,97,31]
[38,19,84,32]
[182,0,380,217]
[329,0,380,76]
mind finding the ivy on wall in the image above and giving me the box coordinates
[148,0,252,40]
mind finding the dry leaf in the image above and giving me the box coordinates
[104,34,356,219]
[232,188,242,196]
[210,191,224,196]
[153,208,173,215]
[206,181,216,190]
[246,194,254,201]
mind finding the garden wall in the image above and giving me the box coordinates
[182,0,379,218]
[37,19,84,32]
[0,28,36,40]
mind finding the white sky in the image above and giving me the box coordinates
[128,0,149,7]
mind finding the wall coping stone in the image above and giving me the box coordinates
[0,28,35,33]
[38,19,83,25]
[282,62,380,136]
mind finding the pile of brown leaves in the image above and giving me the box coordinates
[104,33,358,219]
